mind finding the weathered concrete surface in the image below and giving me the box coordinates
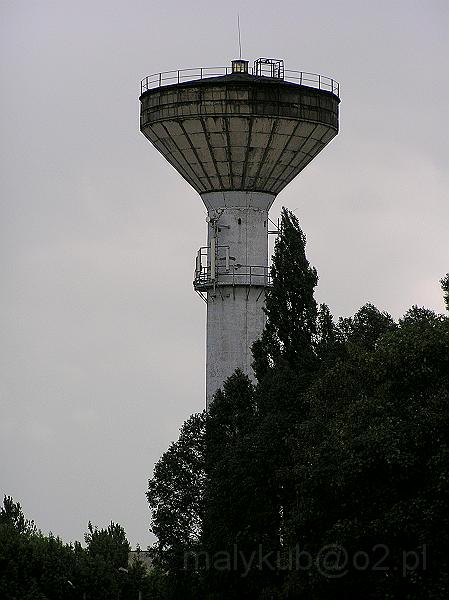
[140,74,339,195]
[201,191,273,405]
[206,285,266,406]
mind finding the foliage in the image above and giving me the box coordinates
[285,307,449,598]
[146,412,206,598]
[202,371,280,598]
[441,273,449,312]
[146,208,449,599]
[147,412,206,561]
[85,521,130,569]
[252,207,318,379]
[0,496,153,599]
[0,496,36,536]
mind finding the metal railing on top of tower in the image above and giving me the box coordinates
[140,66,339,97]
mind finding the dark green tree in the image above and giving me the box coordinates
[252,208,319,381]
[441,273,449,312]
[315,302,343,366]
[82,521,131,600]
[0,497,78,600]
[0,495,148,600]
[338,303,396,351]
[284,305,449,599]
[251,208,324,571]
[147,411,206,598]
[0,496,36,536]
[84,521,130,569]
[201,371,281,598]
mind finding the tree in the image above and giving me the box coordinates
[252,208,319,380]
[315,302,343,366]
[81,521,131,600]
[0,496,77,600]
[84,521,130,569]
[201,371,280,598]
[284,306,449,599]
[0,496,145,600]
[250,209,324,575]
[0,496,36,536]
[337,303,396,351]
[441,273,449,312]
[147,411,206,598]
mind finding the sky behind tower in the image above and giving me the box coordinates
[1,0,448,548]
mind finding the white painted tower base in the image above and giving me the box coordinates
[196,191,275,406]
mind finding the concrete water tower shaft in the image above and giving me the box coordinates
[139,58,340,406]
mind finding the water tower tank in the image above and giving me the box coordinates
[140,58,340,405]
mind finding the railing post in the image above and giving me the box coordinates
[300,71,303,86]
[158,73,162,87]
[200,67,203,80]
[177,70,180,84]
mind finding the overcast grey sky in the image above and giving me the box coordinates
[1,0,448,548]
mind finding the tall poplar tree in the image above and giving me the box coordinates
[252,208,319,381]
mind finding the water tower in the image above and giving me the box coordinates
[139,58,340,406]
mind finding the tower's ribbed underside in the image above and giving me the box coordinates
[140,74,339,195]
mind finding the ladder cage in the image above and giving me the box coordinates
[254,58,285,79]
